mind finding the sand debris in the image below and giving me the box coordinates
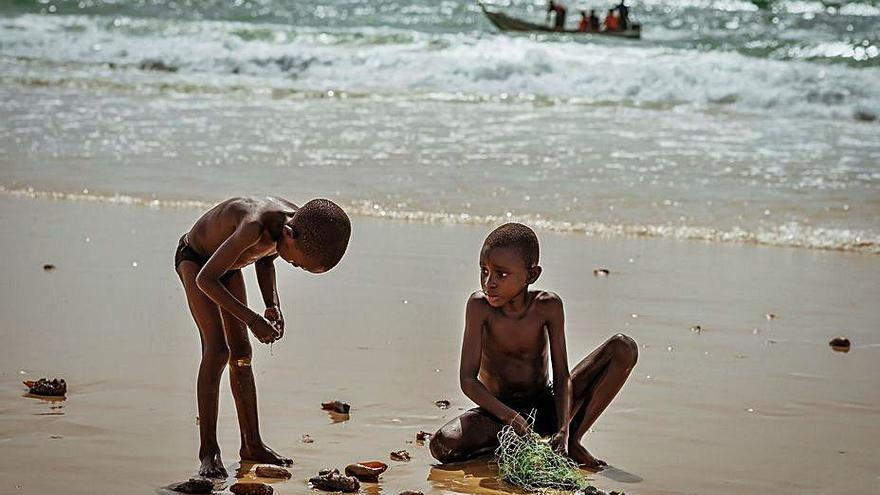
[415,430,432,442]
[592,268,610,276]
[23,378,67,397]
[321,400,351,414]
[254,465,291,479]
[399,492,424,495]
[230,482,273,495]
[302,434,314,443]
[167,478,214,494]
[390,450,411,462]
[765,313,777,321]
[829,337,851,353]
[344,461,388,482]
[690,325,703,334]
[434,399,450,409]
[42,264,56,271]
[309,469,360,492]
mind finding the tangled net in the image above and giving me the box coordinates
[495,416,591,492]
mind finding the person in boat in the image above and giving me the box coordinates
[603,8,619,31]
[616,0,629,30]
[546,1,567,31]
[589,9,601,32]
[577,10,588,32]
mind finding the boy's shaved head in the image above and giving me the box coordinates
[483,223,539,268]
[290,199,351,270]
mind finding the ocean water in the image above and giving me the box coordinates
[1,0,878,252]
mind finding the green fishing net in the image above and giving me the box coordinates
[495,418,591,492]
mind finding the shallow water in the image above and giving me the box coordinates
[1,0,878,252]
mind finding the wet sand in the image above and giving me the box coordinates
[1,195,878,494]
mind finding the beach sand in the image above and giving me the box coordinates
[1,195,878,494]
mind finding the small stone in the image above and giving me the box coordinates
[23,378,67,397]
[168,478,214,494]
[854,109,877,122]
[390,450,411,462]
[302,434,314,443]
[254,465,291,479]
[829,337,851,353]
[399,492,424,495]
[690,325,702,334]
[415,430,432,442]
[42,264,56,271]
[309,469,360,493]
[344,461,388,482]
[321,400,351,414]
[434,400,450,409]
[765,313,777,321]
[592,268,610,276]
[138,58,178,72]
[230,482,273,495]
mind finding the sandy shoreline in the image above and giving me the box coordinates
[1,195,878,494]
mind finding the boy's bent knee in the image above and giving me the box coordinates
[228,342,252,364]
[609,333,638,366]
[429,429,460,464]
[202,345,230,366]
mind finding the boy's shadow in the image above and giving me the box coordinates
[596,465,643,483]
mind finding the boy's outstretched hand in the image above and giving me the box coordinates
[264,306,285,339]
[249,314,280,344]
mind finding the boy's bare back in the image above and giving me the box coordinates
[186,196,298,270]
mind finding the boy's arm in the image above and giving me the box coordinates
[459,294,523,429]
[255,254,284,338]
[255,254,279,309]
[195,221,266,330]
[545,293,572,449]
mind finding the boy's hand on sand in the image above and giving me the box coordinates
[509,413,533,437]
[549,428,569,455]
[250,315,279,344]
[264,306,285,340]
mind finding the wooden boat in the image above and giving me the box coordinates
[479,3,641,39]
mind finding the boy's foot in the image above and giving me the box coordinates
[240,443,293,466]
[568,443,607,471]
[199,451,228,478]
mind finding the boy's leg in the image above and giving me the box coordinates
[567,333,638,470]
[219,271,292,466]
[177,261,230,478]
[429,409,504,464]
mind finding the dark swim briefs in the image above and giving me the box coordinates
[174,234,240,284]
[473,384,558,437]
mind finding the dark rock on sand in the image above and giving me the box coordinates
[139,58,178,72]
[399,491,424,495]
[434,399,450,409]
[829,337,851,352]
[309,469,360,493]
[43,264,56,271]
[854,109,877,122]
[344,461,388,482]
[321,400,351,414]
[592,268,610,276]
[415,430,432,442]
[24,378,67,397]
[390,450,411,462]
[168,478,214,494]
[230,482,273,495]
[254,464,291,479]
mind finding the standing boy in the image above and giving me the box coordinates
[175,197,351,477]
[429,223,637,470]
